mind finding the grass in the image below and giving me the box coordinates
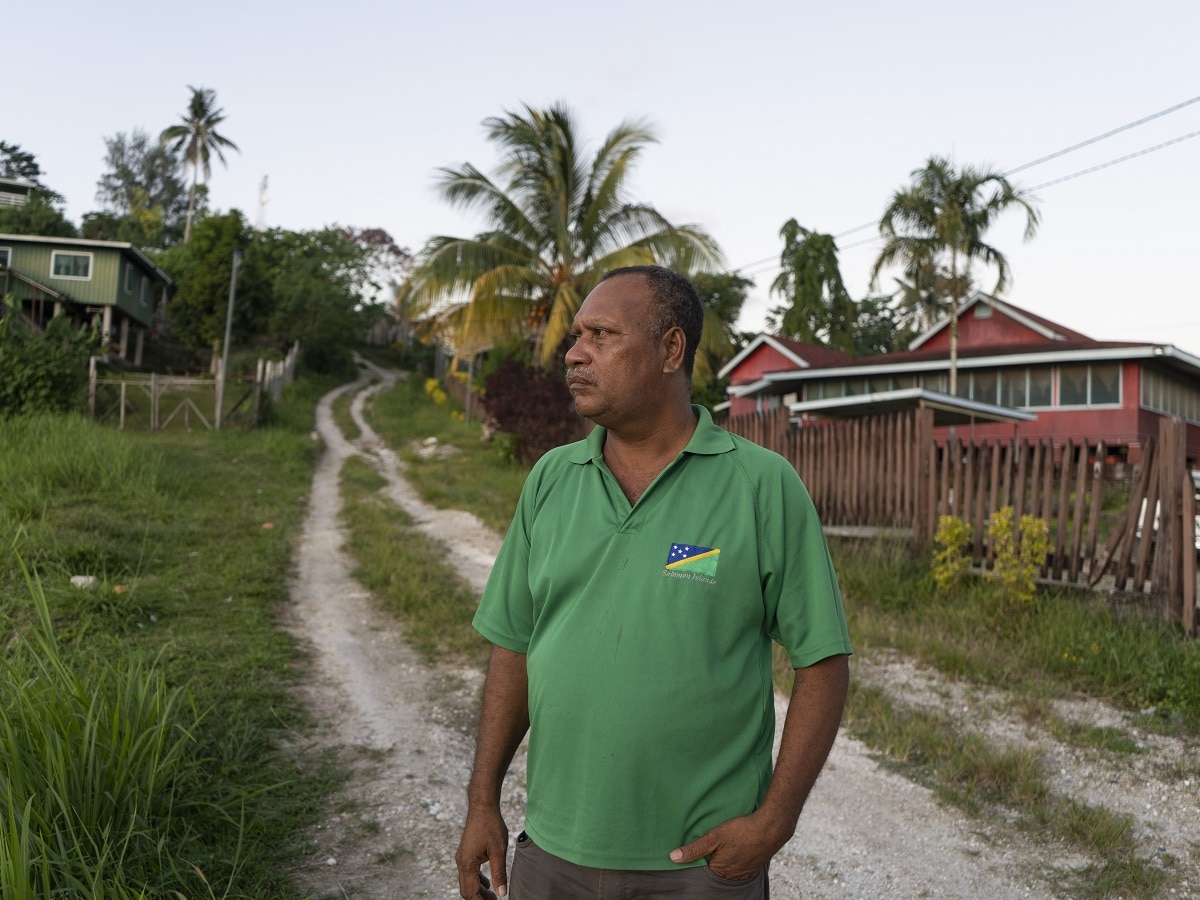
[0,373,346,897]
[339,454,490,663]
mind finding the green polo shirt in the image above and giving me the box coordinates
[473,406,851,871]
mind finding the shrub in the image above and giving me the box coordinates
[0,301,99,417]
[483,358,583,464]
[932,515,972,594]
[988,506,1051,605]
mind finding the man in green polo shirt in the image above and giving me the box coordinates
[456,265,852,900]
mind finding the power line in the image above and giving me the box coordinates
[1026,128,1200,192]
[732,95,1200,278]
[1004,93,1200,176]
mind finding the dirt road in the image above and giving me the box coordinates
[282,364,1196,898]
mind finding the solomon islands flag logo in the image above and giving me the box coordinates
[665,542,720,577]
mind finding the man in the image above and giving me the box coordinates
[456,265,852,899]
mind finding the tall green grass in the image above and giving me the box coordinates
[0,568,223,896]
[0,377,344,897]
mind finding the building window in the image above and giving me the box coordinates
[51,251,92,280]
[999,369,1027,407]
[1142,368,1200,424]
[1058,363,1121,407]
[140,275,149,307]
[0,247,10,267]
[124,264,134,294]
[1028,367,1053,407]
[1090,364,1121,405]
[975,303,993,319]
[1059,365,1089,406]
[973,369,999,405]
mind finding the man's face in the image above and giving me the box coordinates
[565,275,665,426]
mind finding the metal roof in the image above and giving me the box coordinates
[787,387,1038,427]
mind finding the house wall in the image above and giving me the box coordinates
[728,343,801,385]
[921,304,1046,352]
[1,242,158,327]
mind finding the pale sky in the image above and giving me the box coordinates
[12,1,1200,355]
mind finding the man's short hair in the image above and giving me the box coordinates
[601,265,703,379]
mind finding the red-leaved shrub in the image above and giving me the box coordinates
[484,358,586,464]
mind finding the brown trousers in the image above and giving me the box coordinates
[509,831,769,899]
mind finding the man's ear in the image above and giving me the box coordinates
[660,326,686,375]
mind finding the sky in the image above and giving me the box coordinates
[11,0,1200,354]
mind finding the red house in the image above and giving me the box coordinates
[720,293,1200,463]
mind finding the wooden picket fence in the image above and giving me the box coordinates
[724,407,1198,634]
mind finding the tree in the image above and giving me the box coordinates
[766,220,856,353]
[0,192,78,238]
[160,211,268,358]
[0,141,46,185]
[399,102,722,365]
[159,86,240,243]
[87,129,190,247]
[691,271,753,409]
[871,156,1039,394]
[0,142,77,237]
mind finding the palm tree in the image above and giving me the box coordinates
[870,156,1039,394]
[159,86,239,243]
[399,103,723,366]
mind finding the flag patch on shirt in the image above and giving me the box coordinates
[664,543,720,578]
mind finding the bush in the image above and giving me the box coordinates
[988,506,1051,605]
[483,358,583,464]
[932,515,972,594]
[0,302,98,417]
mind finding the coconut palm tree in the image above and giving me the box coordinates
[871,156,1039,394]
[399,103,723,366]
[159,86,239,243]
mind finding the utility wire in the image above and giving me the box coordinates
[1025,128,1200,191]
[1005,93,1200,176]
[733,95,1200,277]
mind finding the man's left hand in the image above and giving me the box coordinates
[668,810,790,880]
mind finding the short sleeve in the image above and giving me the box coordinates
[759,458,853,668]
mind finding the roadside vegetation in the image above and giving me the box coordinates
[0,378,342,897]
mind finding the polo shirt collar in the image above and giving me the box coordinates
[567,405,735,465]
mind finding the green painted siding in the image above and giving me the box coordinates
[0,238,164,326]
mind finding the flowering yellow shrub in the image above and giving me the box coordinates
[932,515,972,594]
[987,506,1051,605]
[424,378,448,406]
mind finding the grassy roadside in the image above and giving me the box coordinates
[347,373,1198,898]
[0,376,343,896]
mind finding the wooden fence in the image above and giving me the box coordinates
[88,341,300,431]
[725,407,1198,634]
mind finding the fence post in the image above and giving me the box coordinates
[88,356,97,418]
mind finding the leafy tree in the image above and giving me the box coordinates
[159,86,239,243]
[691,271,753,409]
[851,295,908,357]
[85,129,189,247]
[0,141,45,185]
[766,220,856,353]
[400,102,722,365]
[0,191,78,237]
[0,142,76,237]
[253,227,388,375]
[0,298,98,415]
[160,211,269,357]
[871,156,1039,393]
